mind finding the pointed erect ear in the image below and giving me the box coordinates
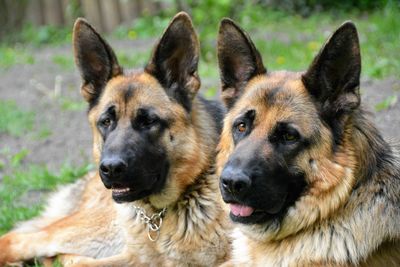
[217,18,266,109]
[302,21,361,119]
[145,12,200,112]
[73,18,122,104]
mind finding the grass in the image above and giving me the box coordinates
[116,51,151,68]
[375,95,398,111]
[0,5,398,80]
[0,46,35,69]
[0,163,93,235]
[0,100,35,137]
[52,54,74,70]
[60,97,86,111]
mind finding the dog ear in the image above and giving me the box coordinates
[145,12,200,112]
[73,18,122,105]
[217,18,266,109]
[302,21,361,120]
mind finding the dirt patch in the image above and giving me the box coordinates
[0,40,399,180]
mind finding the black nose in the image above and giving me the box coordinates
[220,166,251,196]
[99,157,128,180]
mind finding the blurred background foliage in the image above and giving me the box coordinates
[0,0,399,79]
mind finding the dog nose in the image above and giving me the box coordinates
[221,166,251,196]
[99,157,128,179]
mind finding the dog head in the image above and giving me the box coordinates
[73,13,203,207]
[217,19,361,240]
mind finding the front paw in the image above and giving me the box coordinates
[58,255,94,267]
[0,234,17,266]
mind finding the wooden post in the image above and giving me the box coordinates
[119,0,140,23]
[62,0,78,26]
[25,0,45,26]
[43,0,64,26]
[142,0,158,15]
[99,0,121,32]
[0,0,28,37]
[81,0,104,32]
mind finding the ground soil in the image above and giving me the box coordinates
[0,39,399,181]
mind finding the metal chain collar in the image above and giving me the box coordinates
[133,205,167,242]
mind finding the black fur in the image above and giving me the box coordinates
[73,18,122,106]
[145,15,200,112]
[302,21,361,145]
[217,18,266,109]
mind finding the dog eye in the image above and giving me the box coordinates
[143,117,156,126]
[270,123,300,145]
[237,122,247,133]
[101,118,112,127]
[137,116,158,129]
[283,133,298,142]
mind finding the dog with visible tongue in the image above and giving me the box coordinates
[216,18,400,267]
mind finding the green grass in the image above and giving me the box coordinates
[35,127,52,140]
[0,46,35,69]
[0,100,35,137]
[0,163,93,235]
[60,97,86,111]
[375,95,398,111]
[116,51,151,68]
[10,149,30,168]
[52,54,74,70]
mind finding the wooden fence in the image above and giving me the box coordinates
[0,0,169,37]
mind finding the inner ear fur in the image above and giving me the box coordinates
[145,12,200,112]
[217,18,266,109]
[302,21,361,119]
[73,18,122,105]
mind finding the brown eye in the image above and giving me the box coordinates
[283,133,297,142]
[237,122,246,133]
[102,118,111,127]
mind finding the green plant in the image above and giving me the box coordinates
[0,100,35,137]
[116,51,151,68]
[19,24,72,46]
[35,128,52,140]
[0,163,93,235]
[60,97,86,111]
[11,149,30,167]
[0,46,35,69]
[375,95,398,111]
[52,54,74,70]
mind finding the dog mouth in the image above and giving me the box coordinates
[110,184,152,203]
[112,185,132,196]
[227,202,281,224]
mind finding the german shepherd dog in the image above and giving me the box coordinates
[0,12,230,266]
[216,19,400,266]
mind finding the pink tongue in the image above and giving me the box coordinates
[230,204,254,217]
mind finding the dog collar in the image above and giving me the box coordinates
[133,205,167,242]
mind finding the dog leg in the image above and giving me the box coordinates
[0,209,121,266]
[58,252,147,267]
